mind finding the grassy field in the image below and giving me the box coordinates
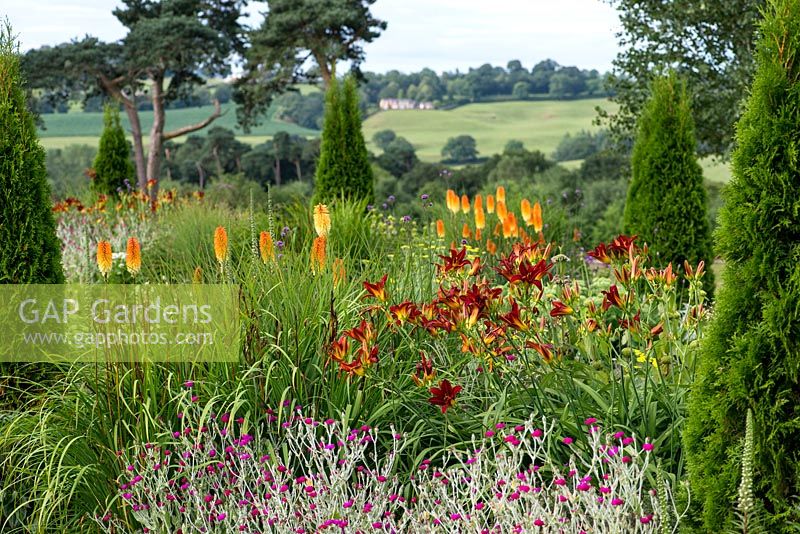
[37,97,733,183]
[37,102,318,149]
[363,98,614,162]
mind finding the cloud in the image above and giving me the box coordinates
[4,0,620,72]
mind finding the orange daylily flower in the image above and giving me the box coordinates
[214,226,228,263]
[97,241,112,278]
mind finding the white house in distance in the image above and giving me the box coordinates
[379,98,435,111]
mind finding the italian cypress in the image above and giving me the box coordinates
[92,104,135,196]
[684,0,800,530]
[314,75,373,204]
[0,23,63,283]
[340,76,373,202]
[623,72,714,295]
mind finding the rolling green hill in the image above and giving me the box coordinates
[36,97,732,182]
[363,98,614,161]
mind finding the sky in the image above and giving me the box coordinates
[2,0,621,73]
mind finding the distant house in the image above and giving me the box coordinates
[379,98,434,111]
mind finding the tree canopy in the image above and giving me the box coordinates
[235,0,386,130]
[23,0,248,193]
[603,0,764,157]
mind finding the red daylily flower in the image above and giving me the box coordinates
[363,275,388,302]
[412,353,437,386]
[428,379,462,414]
[390,301,421,325]
[602,285,626,311]
[550,300,574,317]
[526,341,554,363]
[499,300,530,332]
[437,247,471,274]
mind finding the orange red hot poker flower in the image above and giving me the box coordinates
[313,204,331,237]
[97,240,112,278]
[259,231,274,263]
[214,226,228,264]
[125,237,141,276]
[311,236,327,273]
[436,219,446,238]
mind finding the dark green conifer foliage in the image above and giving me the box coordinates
[0,23,63,283]
[684,0,800,530]
[623,72,714,295]
[92,104,135,196]
[314,75,373,204]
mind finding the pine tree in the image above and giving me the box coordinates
[0,22,63,283]
[684,0,800,530]
[92,104,135,196]
[623,72,714,295]
[314,75,373,204]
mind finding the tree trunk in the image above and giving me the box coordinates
[147,75,166,202]
[294,159,302,182]
[196,161,205,190]
[274,158,282,186]
[122,102,147,190]
[98,74,146,190]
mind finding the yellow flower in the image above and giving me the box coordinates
[97,240,112,278]
[259,231,274,263]
[461,194,470,214]
[214,226,228,264]
[125,237,141,276]
[486,194,495,214]
[313,204,331,237]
